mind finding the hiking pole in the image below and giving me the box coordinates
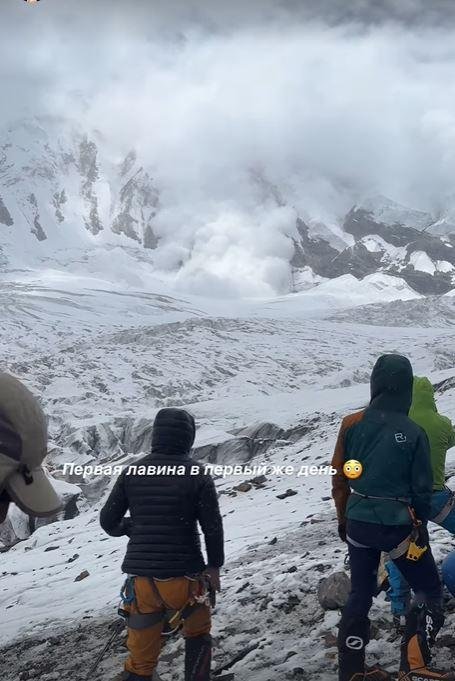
[84,618,125,681]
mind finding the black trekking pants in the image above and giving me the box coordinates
[337,520,443,681]
[345,519,442,618]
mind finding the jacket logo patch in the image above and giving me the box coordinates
[395,433,407,443]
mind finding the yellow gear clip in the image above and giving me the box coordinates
[406,541,428,562]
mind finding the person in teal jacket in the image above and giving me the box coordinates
[386,376,455,621]
[332,355,452,681]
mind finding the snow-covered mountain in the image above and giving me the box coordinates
[0,118,159,269]
[291,195,455,296]
[0,275,454,681]
[2,118,455,298]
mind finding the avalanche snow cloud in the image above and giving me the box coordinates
[3,0,455,294]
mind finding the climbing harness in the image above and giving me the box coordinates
[119,574,212,636]
[85,574,215,681]
[348,490,428,562]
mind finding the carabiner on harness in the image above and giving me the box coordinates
[389,509,428,562]
[118,576,136,619]
[406,539,428,562]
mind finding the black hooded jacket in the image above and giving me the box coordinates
[100,408,224,578]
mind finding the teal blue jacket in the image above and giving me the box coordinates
[332,355,433,526]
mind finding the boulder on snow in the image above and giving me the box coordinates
[277,489,298,500]
[234,482,253,492]
[317,571,351,610]
[74,569,90,582]
[250,474,267,486]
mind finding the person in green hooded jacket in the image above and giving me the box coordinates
[386,376,455,621]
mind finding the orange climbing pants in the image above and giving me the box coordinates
[125,576,211,677]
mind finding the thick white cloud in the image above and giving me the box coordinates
[2,0,455,295]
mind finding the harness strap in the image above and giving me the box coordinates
[350,489,411,504]
[127,611,166,630]
[149,577,167,608]
[346,535,370,549]
[389,534,413,560]
[431,488,455,525]
[125,602,204,632]
[347,527,419,561]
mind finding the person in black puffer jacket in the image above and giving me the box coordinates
[100,408,224,681]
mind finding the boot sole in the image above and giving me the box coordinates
[398,671,455,681]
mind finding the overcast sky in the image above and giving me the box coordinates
[2,1,455,294]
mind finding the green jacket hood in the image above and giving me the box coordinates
[408,375,455,490]
[369,354,413,414]
[410,376,437,413]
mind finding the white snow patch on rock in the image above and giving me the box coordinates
[437,260,455,273]
[292,266,327,291]
[409,250,436,275]
[360,234,407,264]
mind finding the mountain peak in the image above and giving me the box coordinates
[354,194,431,230]
[0,118,160,267]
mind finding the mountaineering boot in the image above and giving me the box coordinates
[399,667,455,680]
[399,601,455,680]
[364,668,392,680]
[185,634,212,681]
[353,669,391,680]
[338,666,391,680]
[338,615,392,681]
[120,672,153,681]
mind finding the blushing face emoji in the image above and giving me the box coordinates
[343,459,363,480]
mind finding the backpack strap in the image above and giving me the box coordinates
[431,487,455,525]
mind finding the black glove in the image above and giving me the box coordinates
[338,523,347,543]
[415,523,429,549]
